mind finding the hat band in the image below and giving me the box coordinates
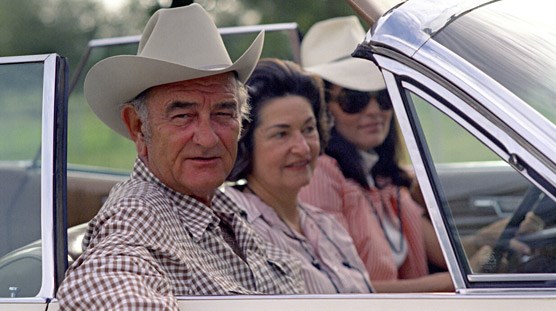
[329,55,353,63]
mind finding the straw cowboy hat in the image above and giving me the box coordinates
[84,3,265,138]
[301,15,385,92]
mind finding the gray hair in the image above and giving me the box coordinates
[124,89,151,142]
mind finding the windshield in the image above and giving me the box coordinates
[433,0,556,126]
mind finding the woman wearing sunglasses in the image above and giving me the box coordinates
[298,16,454,292]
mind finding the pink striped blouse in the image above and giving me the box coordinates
[224,186,374,294]
[299,155,428,281]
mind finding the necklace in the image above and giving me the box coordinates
[365,187,405,254]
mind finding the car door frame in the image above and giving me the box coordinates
[0,53,68,309]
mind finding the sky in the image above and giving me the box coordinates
[100,0,173,12]
[99,0,128,12]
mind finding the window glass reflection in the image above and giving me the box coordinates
[409,91,556,276]
[434,0,556,125]
[0,61,43,297]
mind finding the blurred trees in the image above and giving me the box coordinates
[203,0,359,34]
[0,0,363,170]
[0,0,158,70]
[0,0,360,68]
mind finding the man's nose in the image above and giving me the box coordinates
[193,118,219,147]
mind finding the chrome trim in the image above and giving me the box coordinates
[86,34,141,47]
[376,54,556,291]
[459,287,556,295]
[469,274,556,282]
[37,54,58,298]
[367,0,556,180]
[345,0,404,25]
[414,39,556,173]
[367,0,494,57]
[0,54,52,65]
[0,297,48,303]
[381,67,466,291]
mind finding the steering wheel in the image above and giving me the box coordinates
[481,187,555,273]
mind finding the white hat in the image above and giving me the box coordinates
[301,15,385,92]
[84,4,265,138]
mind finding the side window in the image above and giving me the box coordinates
[406,90,556,281]
[0,61,44,297]
[0,54,67,301]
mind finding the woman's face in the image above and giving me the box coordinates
[248,95,320,195]
[328,84,393,151]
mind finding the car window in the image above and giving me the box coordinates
[405,88,556,286]
[0,54,67,301]
[0,60,43,298]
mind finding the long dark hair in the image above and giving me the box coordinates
[228,58,329,182]
[324,80,411,189]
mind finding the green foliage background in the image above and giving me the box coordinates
[0,0,361,171]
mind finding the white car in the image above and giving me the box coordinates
[0,0,555,310]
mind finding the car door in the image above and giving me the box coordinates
[353,0,556,291]
[0,54,68,310]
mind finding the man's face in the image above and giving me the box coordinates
[132,73,241,204]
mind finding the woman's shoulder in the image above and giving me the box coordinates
[377,183,425,215]
[301,203,343,227]
[221,185,260,218]
[316,154,341,173]
[307,155,351,189]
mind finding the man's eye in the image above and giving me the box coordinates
[169,113,194,125]
[216,112,234,117]
[213,110,237,119]
[171,114,193,122]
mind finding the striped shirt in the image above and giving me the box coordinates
[224,187,373,294]
[299,155,427,281]
[57,159,305,310]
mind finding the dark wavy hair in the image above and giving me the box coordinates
[323,80,411,189]
[228,58,329,182]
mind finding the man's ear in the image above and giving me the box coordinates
[121,105,148,157]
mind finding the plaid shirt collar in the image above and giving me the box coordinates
[132,158,246,242]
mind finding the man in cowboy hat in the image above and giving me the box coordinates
[57,4,305,310]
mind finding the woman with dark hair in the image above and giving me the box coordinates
[298,16,453,292]
[225,58,373,294]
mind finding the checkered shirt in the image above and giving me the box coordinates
[56,159,306,310]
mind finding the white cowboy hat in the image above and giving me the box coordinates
[301,15,385,92]
[84,3,265,138]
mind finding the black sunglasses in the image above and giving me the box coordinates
[333,89,392,114]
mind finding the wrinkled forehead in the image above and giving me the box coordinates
[153,72,237,96]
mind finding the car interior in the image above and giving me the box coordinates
[0,17,555,299]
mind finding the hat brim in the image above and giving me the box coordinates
[84,31,264,138]
[305,57,385,92]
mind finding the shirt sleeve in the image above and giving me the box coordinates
[57,201,180,311]
[300,155,399,281]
